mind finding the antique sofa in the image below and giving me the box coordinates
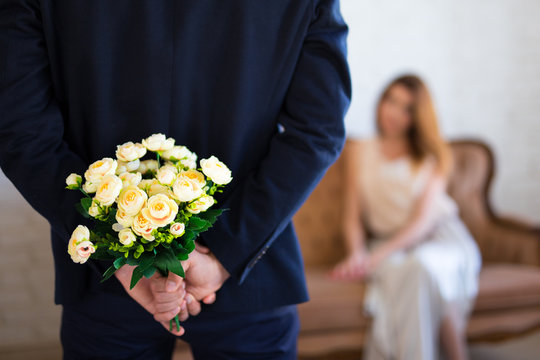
[294,139,540,359]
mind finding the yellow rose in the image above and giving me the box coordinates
[156,165,178,186]
[115,208,135,228]
[117,185,147,216]
[88,201,100,217]
[68,225,94,264]
[178,169,206,187]
[116,142,147,162]
[172,177,203,202]
[200,156,232,185]
[119,172,142,188]
[142,133,175,152]
[94,174,123,206]
[118,228,136,246]
[65,173,82,187]
[138,159,159,174]
[187,194,215,214]
[84,157,117,183]
[142,194,178,227]
[131,211,156,241]
[169,222,185,237]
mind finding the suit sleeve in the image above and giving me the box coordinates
[202,0,352,283]
[0,1,90,254]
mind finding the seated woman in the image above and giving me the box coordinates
[330,75,482,360]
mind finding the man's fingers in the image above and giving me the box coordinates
[195,242,211,254]
[154,305,182,323]
[186,294,202,315]
[150,273,185,293]
[160,320,185,336]
[202,293,216,305]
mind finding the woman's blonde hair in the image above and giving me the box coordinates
[376,74,452,177]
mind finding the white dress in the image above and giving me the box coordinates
[357,137,482,360]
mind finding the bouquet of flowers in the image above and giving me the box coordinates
[65,133,232,330]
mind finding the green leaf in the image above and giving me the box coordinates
[75,202,90,218]
[187,216,210,231]
[167,259,185,278]
[197,208,225,224]
[80,197,93,212]
[101,264,118,283]
[113,257,127,269]
[129,266,144,290]
[142,266,157,279]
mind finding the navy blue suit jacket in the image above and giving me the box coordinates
[0,0,350,312]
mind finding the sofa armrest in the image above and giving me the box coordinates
[480,216,540,266]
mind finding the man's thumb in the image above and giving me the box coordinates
[166,272,183,292]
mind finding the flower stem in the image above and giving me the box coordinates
[169,314,181,332]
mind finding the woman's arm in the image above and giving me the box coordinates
[330,140,368,279]
[366,168,448,271]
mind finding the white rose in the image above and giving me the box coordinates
[82,181,99,194]
[65,173,82,187]
[142,133,175,152]
[117,185,147,216]
[142,194,178,227]
[156,165,178,186]
[118,228,136,246]
[84,158,117,183]
[200,156,232,185]
[187,194,215,214]
[116,159,140,174]
[115,209,135,228]
[169,222,185,237]
[68,225,94,264]
[139,160,159,174]
[131,211,156,241]
[94,174,123,206]
[162,145,193,161]
[88,201,100,217]
[119,172,142,188]
[172,177,203,202]
[179,154,197,170]
[116,142,147,162]
[178,169,206,187]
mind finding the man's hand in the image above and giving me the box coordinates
[182,245,230,302]
[115,265,187,335]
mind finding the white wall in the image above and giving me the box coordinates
[341,0,540,223]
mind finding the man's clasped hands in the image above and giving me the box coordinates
[114,243,230,335]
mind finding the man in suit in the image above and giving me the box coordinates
[0,0,351,359]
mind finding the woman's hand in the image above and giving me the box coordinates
[329,249,369,281]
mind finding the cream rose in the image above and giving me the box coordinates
[162,145,193,161]
[178,169,206,187]
[169,222,185,237]
[142,133,175,152]
[116,159,140,175]
[179,154,198,170]
[68,225,95,264]
[65,173,82,187]
[141,194,178,227]
[200,156,232,185]
[117,185,147,216]
[88,201,100,217]
[138,160,159,174]
[94,174,123,206]
[118,228,136,246]
[115,208,135,228]
[156,165,178,186]
[82,181,99,194]
[84,158,117,183]
[187,194,215,214]
[119,172,142,188]
[116,142,147,162]
[172,177,203,202]
[131,211,156,241]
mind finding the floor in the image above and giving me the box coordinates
[1,171,540,360]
